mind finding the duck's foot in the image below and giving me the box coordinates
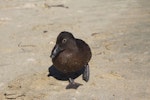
[82,64,90,82]
[66,78,82,89]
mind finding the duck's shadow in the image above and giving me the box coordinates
[47,65,84,81]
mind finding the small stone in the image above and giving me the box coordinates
[43,30,48,33]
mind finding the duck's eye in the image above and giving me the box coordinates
[62,38,67,43]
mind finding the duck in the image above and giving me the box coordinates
[50,31,92,89]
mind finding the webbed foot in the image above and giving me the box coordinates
[82,64,90,82]
[66,78,82,89]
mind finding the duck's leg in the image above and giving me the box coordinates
[66,78,82,89]
[82,64,90,82]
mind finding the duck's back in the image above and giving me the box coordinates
[76,39,92,63]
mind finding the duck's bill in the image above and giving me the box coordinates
[50,45,63,59]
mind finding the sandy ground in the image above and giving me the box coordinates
[0,0,150,100]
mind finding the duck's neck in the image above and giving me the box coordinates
[67,39,78,52]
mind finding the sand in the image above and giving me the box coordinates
[0,0,150,100]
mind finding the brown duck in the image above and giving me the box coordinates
[50,31,92,89]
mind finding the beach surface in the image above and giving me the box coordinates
[0,0,150,99]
